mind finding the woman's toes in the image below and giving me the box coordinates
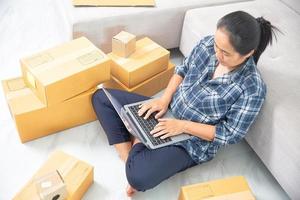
[126,184,137,197]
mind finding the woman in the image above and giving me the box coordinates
[92,11,279,197]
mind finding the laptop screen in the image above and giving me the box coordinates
[102,88,123,117]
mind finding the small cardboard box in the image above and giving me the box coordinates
[72,0,155,7]
[178,176,256,200]
[103,61,174,96]
[35,170,67,200]
[13,151,94,200]
[2,77,97,143]
[112,31,136,58]
[108,37,169,88]
[20,37,110,106]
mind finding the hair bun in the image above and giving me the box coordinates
[256,17,271,26]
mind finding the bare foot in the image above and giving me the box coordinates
[114,142,132,163]
[126,184,137,197]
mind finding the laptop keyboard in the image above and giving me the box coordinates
[128,104,172,146]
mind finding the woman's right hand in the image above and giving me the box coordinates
[138,97,171,120]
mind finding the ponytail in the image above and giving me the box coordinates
[253,17,280,64]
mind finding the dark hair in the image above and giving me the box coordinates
[217,11,280,64]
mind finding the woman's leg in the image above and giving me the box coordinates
[125,143,197,194]
[91,88,150,161]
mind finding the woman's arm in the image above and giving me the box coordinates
[138,74,183,119]
[161,74,183,103]
[182,120,215,141]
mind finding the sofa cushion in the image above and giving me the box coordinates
[59,0,251,53]
[179,0,300,199]
[280,0,300,14]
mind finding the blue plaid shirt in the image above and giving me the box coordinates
[170,35,266,164]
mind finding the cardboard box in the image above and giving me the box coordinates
[72,0,155,7]
[20,37,110,106]
[2,77,97,143]
[108,37,169,88]
[178,176,256,200]
[103,61,174,97]
[13,151,94,200]
[112,31,136,58]
[35,170,67,200]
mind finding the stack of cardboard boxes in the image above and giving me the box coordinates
[2,37,110,143]
[2,32,175,143]
[104,31,175,97]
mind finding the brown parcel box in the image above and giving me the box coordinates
[13,151,93,200]
[108,37,169,88]
[112,31,136,58]
[2,77,97,143]
[73,0,155,7]
[178,176,255,200]
[104,62,174,97]
[20,37,110,106]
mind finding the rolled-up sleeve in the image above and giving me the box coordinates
[174,53,191,78]
[212,93,265,146]
[175,37,209,78]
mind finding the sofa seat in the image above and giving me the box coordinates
[179,0,300,199]
[58,0,251,53]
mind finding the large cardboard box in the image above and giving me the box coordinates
[72,0,155,7]
[2,77,97,143]
[112,31,136,58]
[20,37,110,106]
[13,151,94,200]
[104,61,174,97]
[178,176,256,200]
[108,37,169,88]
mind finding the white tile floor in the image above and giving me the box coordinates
[0,1,290,199]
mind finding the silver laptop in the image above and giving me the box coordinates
[102,88,191,149]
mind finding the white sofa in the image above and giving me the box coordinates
[180,0,300,199]
[59,0,251,53]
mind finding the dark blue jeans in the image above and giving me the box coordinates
[92,89,196,191]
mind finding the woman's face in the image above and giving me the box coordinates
[214,28,253,69]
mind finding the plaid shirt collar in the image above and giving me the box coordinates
[207,54,254,85]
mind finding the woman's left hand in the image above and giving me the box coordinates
[150,118,187,139]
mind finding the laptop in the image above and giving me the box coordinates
[102,87,191,149]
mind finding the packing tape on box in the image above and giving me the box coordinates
[6,78,26,91]
[27,46,105,75]
[26,53,54,68]
[57,158,78,178]
[57,157,92,187]
[114,43,160,65]
[6,88,33,100]
[205,191,255,200]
